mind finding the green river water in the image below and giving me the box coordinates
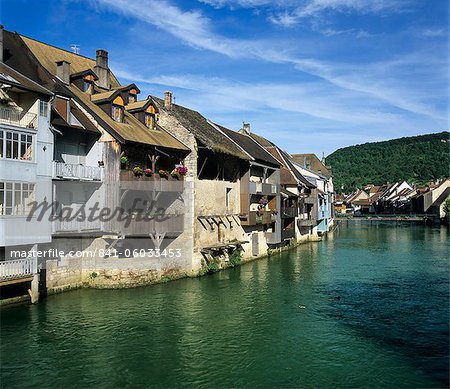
[1,222,449,388]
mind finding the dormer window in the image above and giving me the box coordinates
[83,80,93,94]
[111,95,125,123]
[145,113,154,129]
[128,88,139,104]
[112,105,123,123]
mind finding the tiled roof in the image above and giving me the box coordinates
[20,34,121,87]
[291,153,332,179]
[70,86,189,150]
[152,96,250,160]
[0,62,52,96]
[214,123,281,167]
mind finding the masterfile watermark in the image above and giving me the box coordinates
[26,199,170,228]
[10,248,183,259]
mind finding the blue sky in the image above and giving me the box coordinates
[2,0,448,155]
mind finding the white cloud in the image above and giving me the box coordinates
[93,0,447,123]
[267,0,412,27]
[420,28,446,37]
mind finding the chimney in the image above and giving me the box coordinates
[94,49,110,89]
[240,122,251,135]
[164,91,173,110]
[0,25,4,63]
[56,60,71,84]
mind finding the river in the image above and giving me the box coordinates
[1,222,449,388]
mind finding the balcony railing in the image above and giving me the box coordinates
[53,161,102,181]
[0,258,37,280]
[248,181,277,195]
[54,218,102,234]
[0,107,37,129]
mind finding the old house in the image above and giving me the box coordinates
[0,47,53,303]
[3,29,194,291]
[412,179,450,219]
[242,127,318,242]
[212,123,282,249]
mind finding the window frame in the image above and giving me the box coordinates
[0,181,36,216]
[111,104,123,123]
[39,100,49,117]
[0,129,35,162]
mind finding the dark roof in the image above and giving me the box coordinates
[214,123,280,167]
[247,131,315,188]
[152,96,250,160]
[126,98,158,113]
[112,83,140,94]
[248,132,274,148]
[70,69,99,81]
[280,150,316,188]
[0,62,52,96]
[291,153,332,179]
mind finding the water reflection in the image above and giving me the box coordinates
[1,222,448,388]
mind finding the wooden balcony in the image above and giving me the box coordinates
[239,210,274,226]
[53,162,102,181]
[248,181,277,195]
[0,258,37,283]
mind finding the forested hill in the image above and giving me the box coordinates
[326,131,450,193]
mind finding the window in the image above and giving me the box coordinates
[112,105,123,123]
[1,130,34,161]
[226,188,232,210]
[83,81,93,94]
[144,113,154,129]
[129,94,136,103]
[39,100,48,117]
[0,182,35,216]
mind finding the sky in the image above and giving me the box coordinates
[2,0,449,156]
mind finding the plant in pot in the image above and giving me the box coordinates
[158,169,169,179]
[258,196,269,214]
[176,165,188,176]
[171,169,180,180]
[133,166,143,177]
[120,155,128,170]
[143,168,153,177]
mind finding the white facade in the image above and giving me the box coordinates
[0,89,53,249]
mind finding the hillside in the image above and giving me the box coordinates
[326,131,450,193]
